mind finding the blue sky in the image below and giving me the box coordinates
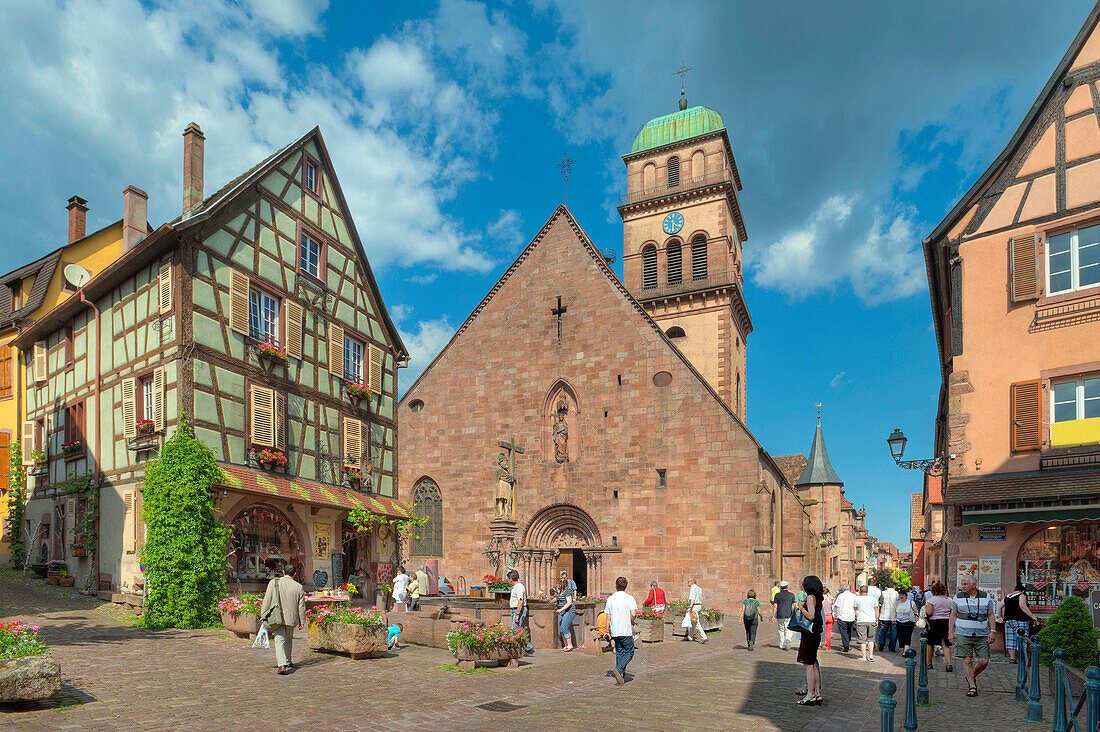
[1,0,1096,548]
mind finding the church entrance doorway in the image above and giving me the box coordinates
[556,549,588,596]
[519,503,605,597]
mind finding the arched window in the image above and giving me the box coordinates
[666,240,682,285]
[667,157,680,188]
[412,479,443,557]
[736,372,742,415]
[642,163,656,191]
[666,326,686,339]
[641,245,657,289]
[691,149,705,179]
[691,236,708,281]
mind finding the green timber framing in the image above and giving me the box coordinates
[13,126,409,593]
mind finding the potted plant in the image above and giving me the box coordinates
[71,543,86,557]
[637,607,665,643]
[217,593,265,638]
[61,439,83,458]
[483,574,511,599]
[345,382,373,401]
[375,583,391,611]
[30,450,48,475]
[344,465,363,487]
[250,448,288,471]
[255,341,289,365]
[447,622,527,669]
[45,560,67,585]
[135,419,156,437]
[1039,596,1098,670]
[57,569,75,588]
[306,604,388,659]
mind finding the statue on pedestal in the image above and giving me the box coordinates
[494,453,515,519]
[553,397,569,463]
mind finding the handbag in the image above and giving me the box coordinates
[261,578,284,626]
[915,604,928,630]
[788,608,814,634]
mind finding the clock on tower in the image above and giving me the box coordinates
[662,212,684,235]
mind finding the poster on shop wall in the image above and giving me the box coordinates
[956,559,979,589]
[979,556,1002,603]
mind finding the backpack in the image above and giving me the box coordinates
[744,600,757,619]
[596,611,609,636]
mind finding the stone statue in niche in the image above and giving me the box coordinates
[494,453,516,519]
[553,397,569,463]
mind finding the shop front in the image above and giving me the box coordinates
[1017,522,1100,616]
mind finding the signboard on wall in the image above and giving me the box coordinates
[1091,590,1100,633]
[979,556,1002,602]
[978,525,1007,542]
[313,522,331,560]
[956,559,979,588]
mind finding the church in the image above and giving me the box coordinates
[397,96,819,611]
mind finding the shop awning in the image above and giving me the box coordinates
[962,504,1100,525]
[217,464,413,519]
[948,469,1100,505]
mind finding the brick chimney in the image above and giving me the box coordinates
[66,196,88,243]
[123,185,148,252]
[182,122,205,216]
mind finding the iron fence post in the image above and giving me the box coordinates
[880,679,897,732]
[1028,636,1043,724]
[1085,666,1100,732]
[917,631,929,705]
[903,648,918,731]
[1016,629,1029,702]
[1052,649,1067,732]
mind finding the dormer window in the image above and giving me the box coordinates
[304,161,319,195]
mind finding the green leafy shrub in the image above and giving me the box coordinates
[873,568,894,588]
[446,622,527,656]
[138,419,231,629]
[7,441,25,568]
[892,569,912,591]
[1038,596,1098,669]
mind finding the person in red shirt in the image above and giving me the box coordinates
[643,580,667,613]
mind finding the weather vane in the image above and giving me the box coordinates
[815,402,822,420]
[556,153,575,205]
[675,61,692,109]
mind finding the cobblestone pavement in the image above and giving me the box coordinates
[0,570,1048,731]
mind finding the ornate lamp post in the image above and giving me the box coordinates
[886,428,947,475]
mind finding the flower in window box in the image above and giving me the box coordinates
[344,465,363,481]
[32,450,47,464]
[256,342,289,363]
[345,382,373,400]
[136,419,155,436]
[250,448,288,468]
[61,439,83,455]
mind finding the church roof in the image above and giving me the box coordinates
[630,105,725,154]
[795,419,843,487]
[773,453,809,488]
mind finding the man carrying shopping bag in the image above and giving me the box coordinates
[261,564,307,675]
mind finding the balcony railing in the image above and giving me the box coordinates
[617,169,733,207]
[637,269,740,300]
[1040,450,1100,470]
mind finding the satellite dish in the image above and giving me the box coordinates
[63,263,91,289]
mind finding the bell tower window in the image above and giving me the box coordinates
[642,245,657,289]
[691,236,708,280]
[667,157,680,188]
[667,240,682,285]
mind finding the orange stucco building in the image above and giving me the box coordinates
[924,4,1100,614]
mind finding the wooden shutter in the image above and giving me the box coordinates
[250,385,275,447]
[274,392,286,451]
[368,344,383,393]
[33,341,46,383]
[153,368,165,432]
[123,491,136,553]
[229,270,250,336]
[0,344,12,399]
[285,301,303,360]
[122,378,137,439]
[20,421,33,465]
[159,261,173,315]
[328,323,344,380]
[65,496,77,536]
[343,417,361,467]
[1010,234,1040,302]
[0,433,9,494]
[1011,380,1041,451]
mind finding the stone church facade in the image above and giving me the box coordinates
[398,203,814,611]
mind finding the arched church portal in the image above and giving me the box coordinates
[517,503,606,596]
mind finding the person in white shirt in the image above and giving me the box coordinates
[391,567,411,609]
[605,576,639,685]
[867,577,883,605]
[507,569,534,653]
[833,584,857,652]
[853,585,880,662]
[877,583,900,652]
[685,577,707,644]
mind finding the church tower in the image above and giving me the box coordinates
[618,90,751,421]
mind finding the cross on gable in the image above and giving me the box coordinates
[551,295,567,341]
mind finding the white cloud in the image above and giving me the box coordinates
[389,303,414,323]
[830,372,846,388]
[487,209,524,248]
[407,273,439,285]
[398,317,457,394]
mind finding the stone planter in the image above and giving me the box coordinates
[451,640,524,670]
[57,575,75,587]
[638,616,665,643]
[0,654,60,702]
[671,614,724,636]
[46,572,61,586]
[221,611,261,639]
[308,621,387,660]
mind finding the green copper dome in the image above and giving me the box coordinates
[630,105,725,154]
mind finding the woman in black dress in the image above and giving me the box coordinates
[796,575,825,706]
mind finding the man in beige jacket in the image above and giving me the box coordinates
[260,564,307,674]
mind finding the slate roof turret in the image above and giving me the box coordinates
[795,417,843,487]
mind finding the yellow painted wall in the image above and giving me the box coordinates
[0,222,124,561]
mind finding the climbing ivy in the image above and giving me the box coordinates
[138,419,231,629]
[7,441,25,569]
[348,507,428,567]
[60,472,99,592]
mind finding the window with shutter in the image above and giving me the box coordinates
[21,421,34,465]
[123,491,136,553]
[368,344,383,393]
[328,324,345,379]
[344,335,364,383]
[343,417,362,467]
[1011,380,1041,451]
[33,341,46,383]
[1010,234,1039,302]
[641,245,657,289]
[275,393,286,451]
[250,385,276,447]
[63,323,74,368]
[285,301,303,359]
[64,402,85,450]
[153,367,165,432]
[229,270,250,336]
[666,241,682,285]
[0,344,12,399]
[159,261,173,314]
[122,378,137,438]
[691,237,708,281]
[667,157,680,188]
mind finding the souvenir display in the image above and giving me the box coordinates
[229,506,301,581]
[1018,522,1100,611]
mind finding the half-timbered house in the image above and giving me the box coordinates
[14,124,409,595]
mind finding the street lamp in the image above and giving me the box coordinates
[886,427,947,475]
[919,527,927,540]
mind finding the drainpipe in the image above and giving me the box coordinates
[79,290,102,594]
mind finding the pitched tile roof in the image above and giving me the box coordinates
[218,464,412,518]
[948,468,1100,506]
[773,453,808,487]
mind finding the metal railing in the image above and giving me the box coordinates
[637,269,741,300]
[617,168,733,207]
[1041,451,1100,470]
[1014,631,1100,729]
